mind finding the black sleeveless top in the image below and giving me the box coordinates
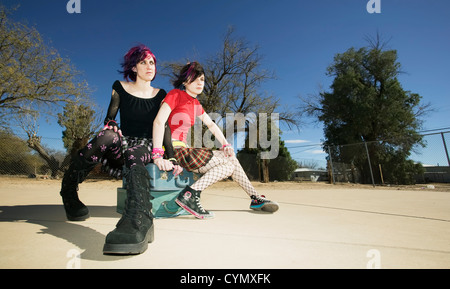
[104,80,166,139]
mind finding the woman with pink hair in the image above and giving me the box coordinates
[59,44,180,255]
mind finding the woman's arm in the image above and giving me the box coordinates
[153,102,181,173]
[162,123,175,160]
[103,89,122,136]
[199,112,234,156]
[153,102,172,149]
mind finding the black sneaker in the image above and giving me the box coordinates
[250,195,279,212]
[175,186,214,219]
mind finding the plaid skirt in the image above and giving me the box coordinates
[120,136,153,154]
[174,147,213,172]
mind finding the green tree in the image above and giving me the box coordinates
[267,139,298,181]
[238,137,297,182]
[300,36,429,184]
[13,100,101,178]
[0,5,99,178]
[237,113,297,182]
[58,102,101,158]
[0,5,91,127]
[0,129,44,175]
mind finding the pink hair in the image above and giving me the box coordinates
[120,44,156,82]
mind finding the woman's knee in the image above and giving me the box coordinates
[224,162,235,176]
[124,147,151,168]
[97,129,121,144]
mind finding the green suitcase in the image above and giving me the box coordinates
[117,164,199,218]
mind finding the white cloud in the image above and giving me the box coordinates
[284,139,310,144]
[308,149,326,154]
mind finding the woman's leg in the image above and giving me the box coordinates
[190,150,235,191]
[225,155,279,211]
[188,150,279,213]
[79,129,123,167]
[191,151,257,197]
[175,151,234,219]
[60,129,122,221]
[103,144,154,255]
[122,145,152,169]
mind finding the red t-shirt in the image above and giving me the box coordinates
[162,89,205,143]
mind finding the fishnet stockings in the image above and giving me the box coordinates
[190,150,258,197]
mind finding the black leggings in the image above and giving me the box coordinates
[78,129,152,175]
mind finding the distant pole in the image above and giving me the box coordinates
[363,140,376,187]
[327,146,335,184]
[441,132,450,167]
[379,164,384,185]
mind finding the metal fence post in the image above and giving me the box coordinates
[441,132,450,167]
[364,141,376,187]
[327,145,336,184]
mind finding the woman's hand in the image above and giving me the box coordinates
[103,121,123,137]
[172,164,183,177]
[153,158,173,171]
[154,159,183,177]
[222,145,235,157]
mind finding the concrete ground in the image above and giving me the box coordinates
[0,177,449,269]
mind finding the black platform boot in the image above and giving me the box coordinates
[60,155,97,221]
[103,165,154,255]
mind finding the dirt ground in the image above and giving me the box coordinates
[1,176,449,269]
[1,175,449,192]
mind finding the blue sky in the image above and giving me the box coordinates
[3,0,450,166]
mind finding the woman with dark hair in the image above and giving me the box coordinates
[59,44,180,255]
[152,62,279,219]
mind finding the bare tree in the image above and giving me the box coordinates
[201,27,276,115]
[162,27,298,127]
[161,27,299,182]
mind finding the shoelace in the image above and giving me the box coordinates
[123,173,151,220]
[122,198,152,228]
[194,195,208,213]
[252,195,268,204]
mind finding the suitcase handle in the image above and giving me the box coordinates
[175,173,191,187]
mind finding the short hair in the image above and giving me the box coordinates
[172,62,205,89]
[119,44,157,82]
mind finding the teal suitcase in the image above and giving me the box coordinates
[117,164,199,218]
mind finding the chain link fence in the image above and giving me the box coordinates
[1,130,449,184]
[0,132,106,179]
[292,131,450,185]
